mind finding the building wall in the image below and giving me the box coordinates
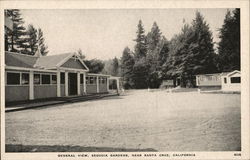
[196,74,221,86]
[86,85,97,93]
[34,85,57,99]
[99,84,108,93]
[5,86,29,102]
[221,73,241,91]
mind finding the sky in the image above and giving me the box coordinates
[21,9,230,60]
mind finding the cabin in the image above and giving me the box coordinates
[5,51,111,102]
[221,70,241,91]
[195,70,241,92]
[160,80,174,89]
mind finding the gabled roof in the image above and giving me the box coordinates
[227,70,241,77]
[5,51,89,71]
[5,52,38,68]
[34,53,72,69]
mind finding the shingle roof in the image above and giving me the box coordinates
[35,53,72,68]
[5,52,73,69]
[5,52,38,68]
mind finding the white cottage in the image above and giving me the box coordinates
[221,70,241,92]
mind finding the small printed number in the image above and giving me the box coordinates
[234,153,241,156]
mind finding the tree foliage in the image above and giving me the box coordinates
[218,9,240,71]
[120,47,135,89]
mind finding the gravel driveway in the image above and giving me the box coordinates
[5,90,241,152]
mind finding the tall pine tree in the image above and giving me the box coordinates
[6,9,26,52]
[134,20,147,59]
[218,9,240,71]
[38,28,49,56]
[121,47,135,89]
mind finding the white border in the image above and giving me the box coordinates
[1,1,249,160]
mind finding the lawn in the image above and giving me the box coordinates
[5,90,241,152]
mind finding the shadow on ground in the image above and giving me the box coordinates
[6,144,157,152]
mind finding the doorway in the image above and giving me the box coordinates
[68,73,77,95]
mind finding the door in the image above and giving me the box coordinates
[68,73,77,95]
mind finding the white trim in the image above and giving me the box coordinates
[107,77,109,92]
[74,54,90,71]
[65,71,69,96]
[87,73,111,77]
[56,53,89,71]
[29,71,34,100]
[227,70,241,77]
[55,53,75,67]
[96,76,99,93]
[57,71,61,97]
[58,67,88,72]
[6,66,58,73]
[77,72,81,95]
[83,72,86,93]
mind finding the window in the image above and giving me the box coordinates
[90,77,94,84]
[100,77,106,84]
[21,73,29,85]
[80,74,83,84]
[224,77,227,84]
[7,72,20,85]
[231,77,240,83]
[60,72,65,84]
[42,74,51,84]
[89,77,96,84]
[86,76,90,84]
[34,74,41,84]
[52,75,57,84]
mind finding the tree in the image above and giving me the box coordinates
[218,9,240,71]
[146,22,163,88]
[189,11,217,76]
[77,48,86,60]
[133,57,149,89]
[134,20,147,59]
[111,57,119,76]
[5,9,26,52]
[146,22,162,53]
[37,28,49,56]
[120,47,135,89]
[23,24,38,55]
[84,59,104,73]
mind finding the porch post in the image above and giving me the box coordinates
[83,72,86,94]
[116,78,120,91]
[29,70,34,100]
[65,71,68,96]
[57,71,61,97]
[77,72,81,95]
[96,76,99,93]
[107,77,109,92]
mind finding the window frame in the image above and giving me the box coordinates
[6,71,30,86]
[230,77,241,84]
[41,74,52,85]
[34,73,41,85]
[51,74,57,85]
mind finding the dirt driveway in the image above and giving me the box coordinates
[5,90,241,151]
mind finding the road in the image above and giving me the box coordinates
[5,90,241,151]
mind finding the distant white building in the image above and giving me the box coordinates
[196,70,241,92]
[221,70,241,92]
